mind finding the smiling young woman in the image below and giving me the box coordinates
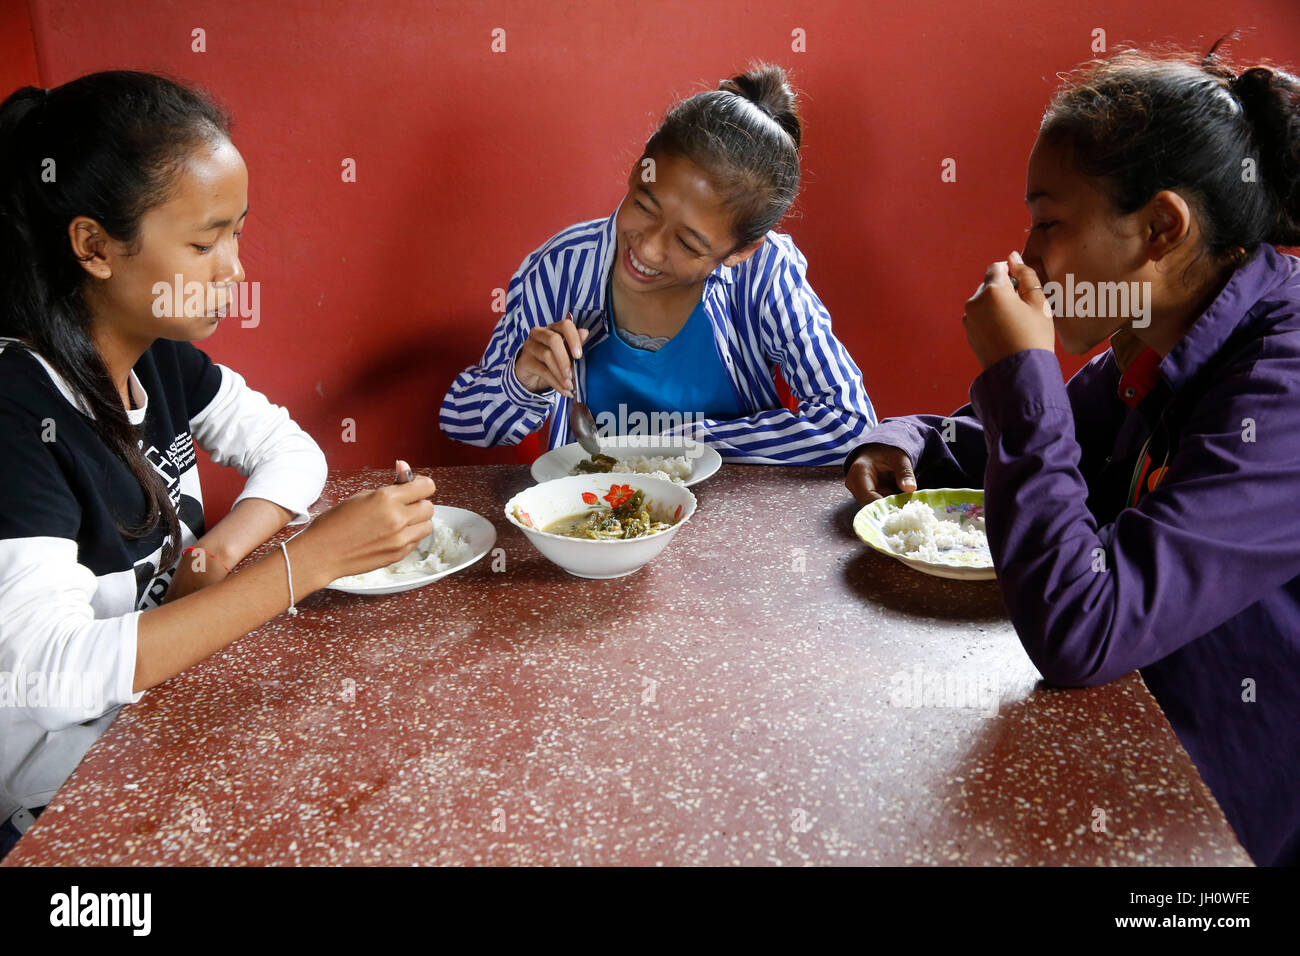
[441,63,876,465]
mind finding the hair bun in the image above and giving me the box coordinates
[718,64,802,148]
[1231,67,1284,121]
[1229,66,1300,244]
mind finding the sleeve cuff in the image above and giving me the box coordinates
[500,357,558,411]
[842,419,930,474]
[230,444,328,525]
[120,610,146,705]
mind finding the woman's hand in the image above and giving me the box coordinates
[513,315,589,397]
[293,475,437,584]
[164,547,230,603]
[845,443,918,504]
[134,467,436,693]
[962,251,1056,369]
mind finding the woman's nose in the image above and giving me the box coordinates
[218,250,244,287]
[640,225,668,263]
[1020,241,1048,286]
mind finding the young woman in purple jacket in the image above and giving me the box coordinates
[845,46,1300,866]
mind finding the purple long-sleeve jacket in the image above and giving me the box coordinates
[850,244,1300,866]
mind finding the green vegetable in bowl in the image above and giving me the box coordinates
[542,485,676,540]
[573,453,619,474]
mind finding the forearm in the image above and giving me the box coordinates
[440,359,554,447]
[195,496,296,570]
[134,532,329,692]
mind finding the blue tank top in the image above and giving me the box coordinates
[584,288,745,429]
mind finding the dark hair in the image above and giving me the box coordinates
[1040,43,1300,268]
[642,63,802,249]
[0,70,231,568]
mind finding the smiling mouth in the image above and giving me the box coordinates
[625,244,663,280]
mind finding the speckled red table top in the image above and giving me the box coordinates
[5,465,1251,866]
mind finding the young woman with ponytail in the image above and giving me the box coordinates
[441,64,876,465]
[844,46,1300,866]
[0,71,436,860]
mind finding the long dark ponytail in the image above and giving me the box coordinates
[0,71,231,568]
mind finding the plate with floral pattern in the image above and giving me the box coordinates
[853,488,995,581]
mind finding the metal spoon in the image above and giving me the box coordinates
[564,317,602,456]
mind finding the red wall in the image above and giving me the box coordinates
[10,0,1300,517]
[0,2,37,91]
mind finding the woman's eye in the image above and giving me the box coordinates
[193,232,240,253]
[634,200,651,214]
[1032,221,1057,233]
[678,238,700,255]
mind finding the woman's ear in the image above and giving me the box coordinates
[723,236,765,267]
[68,216,113,278]
[1143,190,1194,262]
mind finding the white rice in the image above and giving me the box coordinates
[882,500,987,562]
[331,518,473,587]
[570,454,692,483]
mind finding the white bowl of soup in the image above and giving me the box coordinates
[504,474,697,579]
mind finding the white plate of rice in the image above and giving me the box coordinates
[325,506,497,595]
[530,435,722,487]
[853,489,995,581]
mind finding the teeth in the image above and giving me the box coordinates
[629,248,661,277]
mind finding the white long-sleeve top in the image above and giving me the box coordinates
[0,337,327,822]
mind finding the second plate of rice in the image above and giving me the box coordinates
[853,488,995,580]
[530,435,722,487]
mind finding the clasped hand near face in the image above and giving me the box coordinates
[962,250,1056,369]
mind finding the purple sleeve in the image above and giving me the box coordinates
[842,409,987,488]
[842,350,1119,485]
[970,346,1300,687]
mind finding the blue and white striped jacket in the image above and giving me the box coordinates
[440,206,877,465]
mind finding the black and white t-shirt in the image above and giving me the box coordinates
[0,337,327,823]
